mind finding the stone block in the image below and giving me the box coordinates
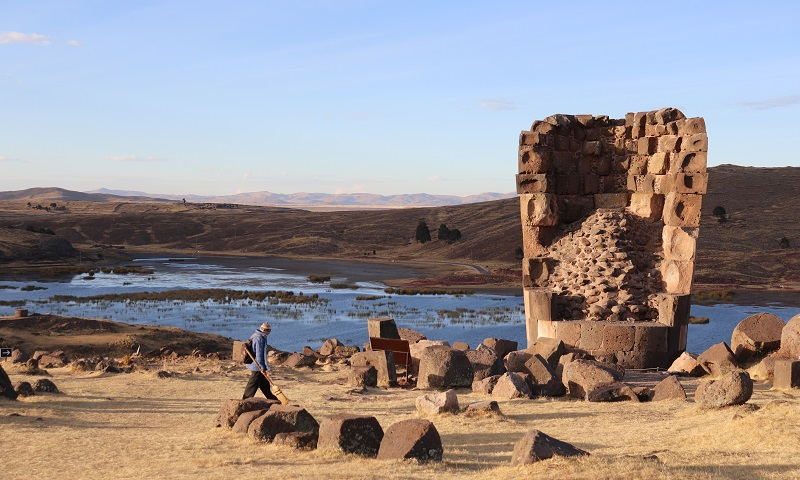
[637,137,657,155]
[519,131,550,147]
[645,124,667,136]
[654,107,685,124]
[599,174,627,192]
[601,324,635,352]
[655,294,690,327]
[553,134,571,151]
[523,288,552,347]
[657,135,682,152]
[552,151,578,174]
[350,350,397,388]
[578,322,605,350]
[628,155,648,175]
[583,174,600,193]
[583,141,602,155]
[647,152,670,174]
[674,173,708,194]
[553,321,581,347]
[557,195,594,223]
[594,193,629,209]
[520,194,559,227]
[634,324,669,352]
[555,175,580,195]
[661,260,695,295]
[676,117,706,135]
[773,360,800,390]
[318,414,384,457]
[653,175,675,194]
[671,151,707,173]
[377,419,443,463]
[518,146,552,174]
[531,119,556,134]
[537,319,557,340]
[663,193,702,227]
[516,173,552,194]
[662,226,697,261]
[680,133,708,152]
[628,192,664,220]
[627,175,655,193]
[521,225,557,257]
[367,317,400,339]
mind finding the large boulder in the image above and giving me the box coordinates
[697,342,739,376]
[284,352,317,369]
[472,375,501,395]
[348,365,378,388]
[416,346,473,390]
[416,390,459,416]
[562,360,622,400]
[0,364,18,400]
[529,338,566,368]
[377,419,443,463]
[409,340,449,375]
[231,409,269,434]
[651,375,687,401]
[367,317,400,339]
[587,382,640,402]
[730,313,785,363]
[247,405,319,442]
[38,350,68,368]
[32,378,59,393]
[504,350,533,373]
[215,397,279,428]
[523,354,565,397]
[695,371,753,408]
[668,352,705,377]
[350,350,396,388]
[465,348,504,381]
[492,372,532,400]
[481,338,518,360]
[510,429,589,465]
[318,414,384,457]
[9,349,29,364]
[780,314,800,358]
[14,381,35,397]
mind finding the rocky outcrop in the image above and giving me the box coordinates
[481,338,518,360]
[523,354,565,397]
[465,348,504,381]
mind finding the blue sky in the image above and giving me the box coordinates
[1,1,798,195]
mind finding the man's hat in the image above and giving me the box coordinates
[259,322,272,332]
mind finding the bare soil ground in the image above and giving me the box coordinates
[1,357,799,480]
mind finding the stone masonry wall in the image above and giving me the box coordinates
[517,108,708,368]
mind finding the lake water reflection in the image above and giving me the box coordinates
[1,256,798,354]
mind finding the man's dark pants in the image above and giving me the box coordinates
[242,370,278,401]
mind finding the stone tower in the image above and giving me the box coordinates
[517,108,708,369]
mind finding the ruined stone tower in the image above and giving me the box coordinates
[517,108,708,369]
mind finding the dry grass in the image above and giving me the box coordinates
[1,361,799,480]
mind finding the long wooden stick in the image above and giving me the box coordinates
[244,346,290,405]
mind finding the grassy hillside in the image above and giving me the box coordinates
[0,165,798,288]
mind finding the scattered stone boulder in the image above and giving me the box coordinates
[318,414,384,457]
[651,376,686,401]
[524,354,565,397]
[668,352,705,376]
[773,359,800,390]
[464,400,502,417]
[416,390,459,416]
[0,365,18,400]
[555,352,586,378]
[215,397,279,428]
[416,346,473,390]
[398,327,426,344]
[284,352,317,369]
[695,371,753,408]
[348,365,378,388]
[9,349,28,364]
[510,429,589,465]
[529,338,566,368]
[247,405,319,442]
[268,350,291,365]
[780,314,800,358]
[632,386,654,402]
[409,340,449,375]
[37,351,68,368]
[587,382,640,402]
[730,313,785,363]
[465,348,504,381]
[562,360,622,400]
[232,409,269,434]
[698,342,739,376]
[32,378,59,394]
[504,350,533,373]
[350,350,396,388]
[481,338,518,360]
[452,341,470,351]
[492,372,532,400]
[273,431,318,450]
[319,338,343,356]
[377,419,443,463]
[14,381,35,397]
[472,375,500,395]
[367,317,400,339]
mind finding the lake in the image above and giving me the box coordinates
[1,256,798,354]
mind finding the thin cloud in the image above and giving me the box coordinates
[67,39,82,47]
[0,31,51,45]
[738,95,800,110]
[479,98,517,112]
[107,154,164,163]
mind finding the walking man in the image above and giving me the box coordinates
[242,322,278,401]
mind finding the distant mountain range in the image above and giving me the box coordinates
[0,187,515,208]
